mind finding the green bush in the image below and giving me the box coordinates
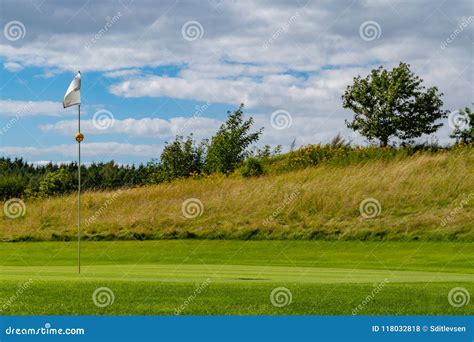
[240,158,265,177]
[0,174,25,200]
[160,135,205,181]
[206,104,263,174]
[39,168,69,196]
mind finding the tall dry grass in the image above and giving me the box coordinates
[1,147,472,241]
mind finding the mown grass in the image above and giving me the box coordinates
[0,146,472,241]
[2,280,472,315]
[0,241,472,315]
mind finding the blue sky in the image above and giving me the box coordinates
[0,0,472,164]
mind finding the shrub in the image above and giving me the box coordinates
[0,174,25,200]
[160,135,205,181]
[39,168,69,196]
[240,158,265,177]
[206,104,263,174]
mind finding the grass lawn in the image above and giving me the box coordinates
[0,240,473,315]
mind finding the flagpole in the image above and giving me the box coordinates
[64,71,82,274]
[78,103,81,274]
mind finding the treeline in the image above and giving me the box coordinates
[0,104,270,199]
[0,159,153,199]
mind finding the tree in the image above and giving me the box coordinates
[39,168,69,196]
[160,135,205,180]
[240,157,265,177]
[450,105,473,144]
[205,104,263,174]
[342,62,447,146]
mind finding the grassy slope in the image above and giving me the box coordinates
[1,147,473,241]
[0,241,472,315]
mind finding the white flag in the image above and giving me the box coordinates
[63,71,81,108]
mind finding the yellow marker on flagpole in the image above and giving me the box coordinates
[64,71,82,274]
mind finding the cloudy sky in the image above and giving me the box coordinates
[0,0,472,164]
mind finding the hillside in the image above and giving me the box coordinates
[1,147,473,242]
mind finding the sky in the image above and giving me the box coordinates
[0,0,472,165]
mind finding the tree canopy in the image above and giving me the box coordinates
[205,104,263,174]
[342,62,447,146]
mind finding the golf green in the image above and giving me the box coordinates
[0,240,472,315]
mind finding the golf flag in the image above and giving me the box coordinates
[63,71,81,108]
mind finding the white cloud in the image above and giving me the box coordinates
[3,62,23,72]
[103,69,142,78]
[108,70,347,114]
[40,116,222,139]
[0,142,161,158]
[0,100,76,117]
